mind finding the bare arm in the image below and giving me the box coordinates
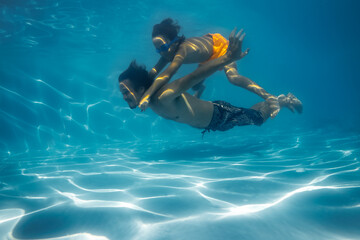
[139,48,186,110]
[158,29,249,103]
[148,56,169,79]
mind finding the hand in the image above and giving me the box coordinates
[226,28,250,61]
[138,95,150,112]
[266,95,280,119]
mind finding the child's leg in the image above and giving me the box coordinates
[223,62,272,100]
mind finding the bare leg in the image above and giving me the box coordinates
[224,62,272,100]
[250,101,272,123]
[251,93,303,123]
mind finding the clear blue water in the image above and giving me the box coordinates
[1,0,360,239]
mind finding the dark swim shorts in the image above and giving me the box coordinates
[203,101,264,134]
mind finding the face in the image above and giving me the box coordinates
[119,80,142,109]
[152,36,176,59]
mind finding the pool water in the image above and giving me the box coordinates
[1,0,360,239]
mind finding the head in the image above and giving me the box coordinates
[152,18,185,58]
[118,61,153,109]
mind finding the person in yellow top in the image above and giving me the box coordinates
[139,18,281,117]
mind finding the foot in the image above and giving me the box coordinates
[278,93,303,113]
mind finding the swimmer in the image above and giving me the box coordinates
[119,29,302,135]
[139,18,280,118]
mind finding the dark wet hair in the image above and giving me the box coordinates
[152,18,185,42]
[118,61,153,91]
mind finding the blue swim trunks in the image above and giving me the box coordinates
[204,101,264,133]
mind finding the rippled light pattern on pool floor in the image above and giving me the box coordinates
[1,130,359,240]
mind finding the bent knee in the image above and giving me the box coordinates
[249,109,265,126]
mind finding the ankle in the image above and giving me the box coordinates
[277,94,287,107]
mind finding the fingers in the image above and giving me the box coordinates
[139,99,149,112]
[228,28,237,50]
[231,28,244,43]
[235,29,243,39]
[229,28,245,48]
[227,27,248,60]
[239,32,245,42]
[229,27,237,41]
[140,105,147,112]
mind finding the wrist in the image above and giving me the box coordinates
[222,54,233,65]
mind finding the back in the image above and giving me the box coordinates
[179,35,214,64]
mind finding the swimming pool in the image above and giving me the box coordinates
[1,0,360,239]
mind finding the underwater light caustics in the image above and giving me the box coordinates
[218,184,359,218]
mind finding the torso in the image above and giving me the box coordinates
[165,35,214,64]
[150,91,214,129]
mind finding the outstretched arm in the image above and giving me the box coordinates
[139,48,186,111]
[158,28,249,103]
